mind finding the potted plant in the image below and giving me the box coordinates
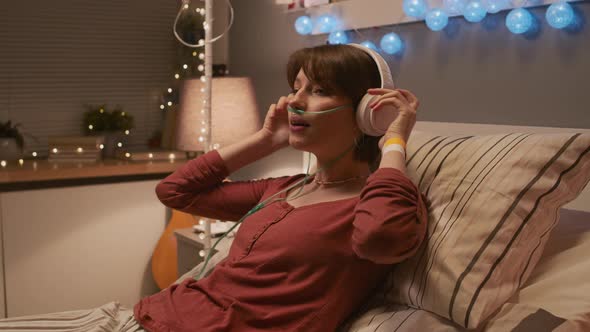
[83,105,135,158]
[0,120,24,161]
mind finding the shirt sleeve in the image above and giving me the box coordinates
[351,167,429,264]
[155,150,285,221]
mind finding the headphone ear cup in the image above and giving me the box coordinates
[356,93,399,136]
[356,93,375,136]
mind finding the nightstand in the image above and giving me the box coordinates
[174,228,217,277]
[174,228,205,277]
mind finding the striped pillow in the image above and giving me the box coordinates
[386,132,590,329]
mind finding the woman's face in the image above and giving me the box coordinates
[288,68,359,157]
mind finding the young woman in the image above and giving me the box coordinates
[134,44,428,331]
[0,44,428,332]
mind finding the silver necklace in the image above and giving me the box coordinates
[313,175,368,185]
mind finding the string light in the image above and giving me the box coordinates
[506,7,533,34]
[425,8,449,31]
[295,16,313,35]
[328,31,349,44]
[464,0,487,23]
[380,32,403,55]
[168,88,173,93]
[546,1,574,29]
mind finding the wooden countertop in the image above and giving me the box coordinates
[0,158,189,191]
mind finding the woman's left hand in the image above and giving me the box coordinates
[367,88,420,149]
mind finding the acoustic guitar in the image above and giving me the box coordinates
[151,208,198,289]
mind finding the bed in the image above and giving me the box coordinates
[0,121,588,331]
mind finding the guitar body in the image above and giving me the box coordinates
[151,209,197,289]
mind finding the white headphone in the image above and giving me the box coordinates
[347,43,398,137]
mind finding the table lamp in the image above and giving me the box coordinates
[176,76,261,153]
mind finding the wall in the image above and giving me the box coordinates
[0,0,180,155]
[227,0,590,177]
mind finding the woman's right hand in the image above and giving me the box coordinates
[258,95,291,150]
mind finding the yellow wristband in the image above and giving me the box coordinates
[384,137,406,149]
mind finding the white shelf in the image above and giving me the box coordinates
[283,0,584,35]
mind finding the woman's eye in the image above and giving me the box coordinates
[313,88,326,95]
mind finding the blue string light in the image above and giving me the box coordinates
[545,1,574,29]
[295,16,313,35]
[380,32,403,55]
[317,14,338,33]
[360,41,379,51]
[443,0,468,15]
[328,31,349,44]
[403,0,429,19]
[463,0,487,23]
[506,8,533,34]
[425,8,449,31]
[484,0,510,14]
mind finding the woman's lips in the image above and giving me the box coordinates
[290,124,309,132]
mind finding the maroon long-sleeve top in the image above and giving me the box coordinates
[134,150,428,332]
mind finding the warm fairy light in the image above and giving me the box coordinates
[88,125,93,130]
[1,161,6,167]
[125,152,131,158]
[168,88,173,93]
[199,53,205,60]
[168,101,173,106]
[117,142,123,147]
[125,130,130,135]
[160,104,165,109]
[175,73,180,79]
[18,159,24,166]
[77,147,83,153]
[169,153,176,159]
[148,153,154,159]
[52,148,58,153]
[99,144,104,150]
[183,64,188,69]
[32,152,37,157]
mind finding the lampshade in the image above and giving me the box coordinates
[176,77,261,152]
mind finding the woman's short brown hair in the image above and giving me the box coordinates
[286,44,383,169]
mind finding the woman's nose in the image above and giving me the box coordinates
[287,91,305,110]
